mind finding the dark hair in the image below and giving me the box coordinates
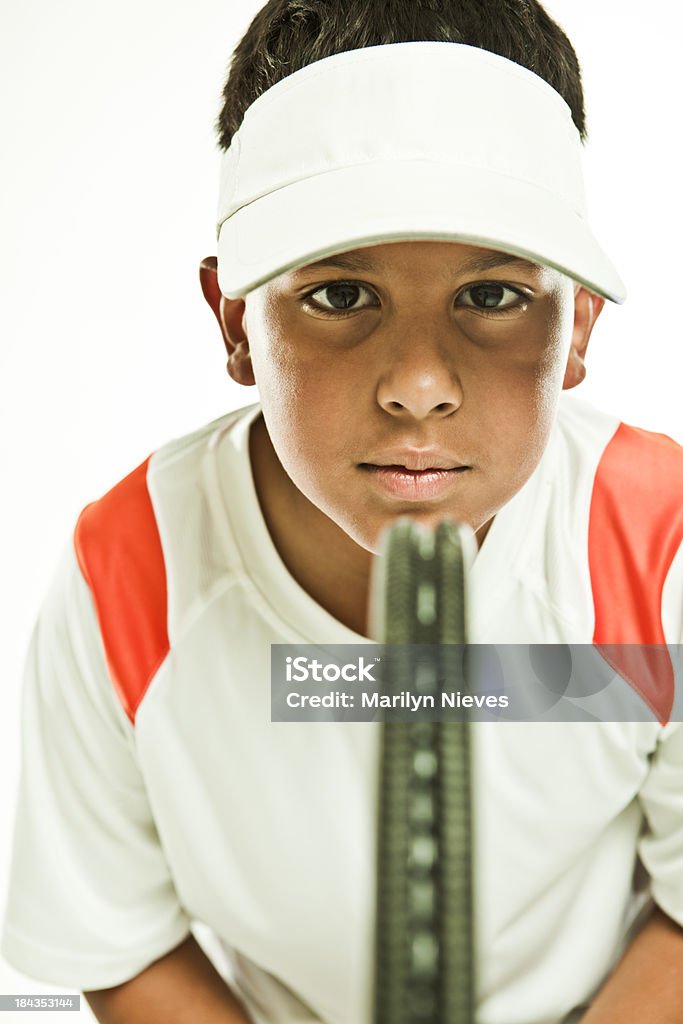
[215,0,587,150]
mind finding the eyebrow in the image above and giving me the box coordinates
[457,251,545,275]
[298,249,544,276]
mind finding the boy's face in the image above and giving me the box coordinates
[207,240,603,553]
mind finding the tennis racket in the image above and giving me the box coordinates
[371,518,475,1024]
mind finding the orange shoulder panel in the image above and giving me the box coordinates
[73,456,169,725]
[589,423,683,723]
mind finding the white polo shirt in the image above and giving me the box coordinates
[2,393,682,1024]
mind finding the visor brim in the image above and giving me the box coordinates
[217,160,626,303]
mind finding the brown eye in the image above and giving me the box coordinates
[306,281,377,314]
[321,284,362,309]
[458,283,525,311]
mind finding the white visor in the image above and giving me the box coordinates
[216,41,626,303]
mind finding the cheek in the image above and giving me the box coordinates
[475,291,573,470]
[511,288,573,406]
[254,338,347,434]
[246,302,299,405]
[246,316,355,489]
[531,288,575,419]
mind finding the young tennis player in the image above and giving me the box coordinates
[3,1,682,1022]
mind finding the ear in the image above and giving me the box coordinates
[562,285,605,390]
[199,257,256,387]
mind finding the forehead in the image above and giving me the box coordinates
[291,240,547,278]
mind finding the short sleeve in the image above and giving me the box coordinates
[1,539,192,988]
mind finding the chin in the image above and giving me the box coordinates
[342,508,468,556]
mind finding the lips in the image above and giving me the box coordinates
[360,451,470,501]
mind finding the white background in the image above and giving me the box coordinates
[1,1,681,1018]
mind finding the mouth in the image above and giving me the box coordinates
[359,454,471,501]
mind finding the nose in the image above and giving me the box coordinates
[376,333,463,420]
